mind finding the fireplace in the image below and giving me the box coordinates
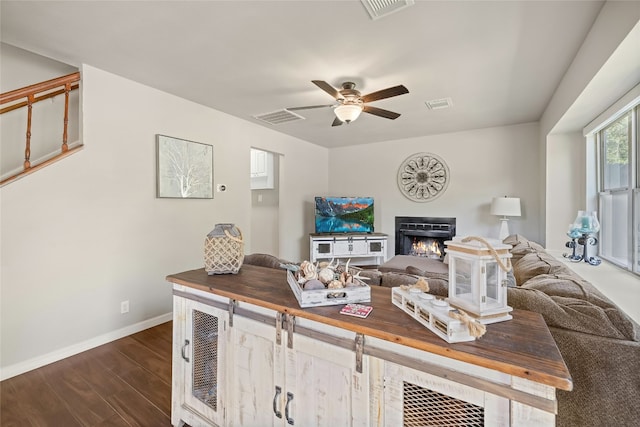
[395,216,456,259]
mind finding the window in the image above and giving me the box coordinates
[602,112,630,190]
[597,105,638,273]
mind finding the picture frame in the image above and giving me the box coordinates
[156,134,213,199]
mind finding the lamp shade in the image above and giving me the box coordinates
[334,104,363,123]
[490,197,521,217]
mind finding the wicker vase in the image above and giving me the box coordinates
[204,224,244,275]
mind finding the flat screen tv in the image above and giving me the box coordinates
[314,196,374,234]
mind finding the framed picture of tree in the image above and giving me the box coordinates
[156,134,213,199]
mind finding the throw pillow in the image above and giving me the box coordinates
[522,274,638,341]
[507,287,638,340]
[513,251,572,285]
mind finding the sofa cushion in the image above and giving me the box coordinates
[508,286,638,341]
[504,234,545,263]
[523,273,602,299]
[243,253,296,269]
[379,255,449,275]
[378,271,421,288]
[357,269,382,286]
[421,278,449,297]
[405,264,449,282]
[513,251,573,285]
[522,274,638,341]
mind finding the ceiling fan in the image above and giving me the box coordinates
[288,80,409,126]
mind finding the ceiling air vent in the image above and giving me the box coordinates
[425,98,453,110]
[361,0,415,20]
[253,109,305,125]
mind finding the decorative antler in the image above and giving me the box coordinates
[352,271,371,281]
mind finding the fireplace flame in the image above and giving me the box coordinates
[410,238,442,258]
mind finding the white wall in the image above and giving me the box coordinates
[545,132,586,249]
[0,64,328,377]
[328,122,540,247]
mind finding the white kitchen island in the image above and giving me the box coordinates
[166,265,571,427]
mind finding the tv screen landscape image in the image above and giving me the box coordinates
[314,196,374,234]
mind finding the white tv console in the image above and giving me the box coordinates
[309,232,387,266]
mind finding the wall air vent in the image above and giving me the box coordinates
[361,0,415,20]
[425,98,453,110]
[253,109,305,125]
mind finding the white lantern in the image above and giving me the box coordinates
[444,236,513,324]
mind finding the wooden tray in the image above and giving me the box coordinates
[287,270,371,308]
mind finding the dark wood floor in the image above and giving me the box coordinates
[1,321,173,427]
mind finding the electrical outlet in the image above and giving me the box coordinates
[120,300,129,314]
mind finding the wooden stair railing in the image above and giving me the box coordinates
[1,72,81,186]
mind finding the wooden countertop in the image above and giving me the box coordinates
[166,264,572,391]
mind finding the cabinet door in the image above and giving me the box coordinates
[350,240,368,255]
[382,361,509,427]
[333,239,368,256]
[251,149,268,177]
[312,241,333,260]
[228,314,282,427]
[174,298,228,427]
[285,332,369,427]
[367,240,384,255]
[332,240,352,256]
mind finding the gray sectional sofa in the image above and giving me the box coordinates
[501,234,639,427]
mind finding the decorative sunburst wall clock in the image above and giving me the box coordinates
[397,152,450,202]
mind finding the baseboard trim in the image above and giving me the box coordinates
[0,312,173,381]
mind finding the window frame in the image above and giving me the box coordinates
[596,104,638,274]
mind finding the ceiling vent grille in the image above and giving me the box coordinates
[361,0,415,20]
[425,98,453,110]
[253,109,305,125]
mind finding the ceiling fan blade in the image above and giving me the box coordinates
[331,117,343,127]
[363,105,401,120]
[361,85,409,103]
[286,104,334,111]
[312,80,341,100]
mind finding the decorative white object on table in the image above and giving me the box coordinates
[445,236,513,324]
[391,287,484,343]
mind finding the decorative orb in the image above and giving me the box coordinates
[303,279,325,290]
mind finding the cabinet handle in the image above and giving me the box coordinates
[285,392,294,425]
[273,386,282,418]
[181,339,190,362]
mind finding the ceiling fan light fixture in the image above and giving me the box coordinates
[334,104,363,123]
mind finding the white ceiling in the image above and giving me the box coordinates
[1,0,606,148]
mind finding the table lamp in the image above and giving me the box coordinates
[490,196,521,240]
